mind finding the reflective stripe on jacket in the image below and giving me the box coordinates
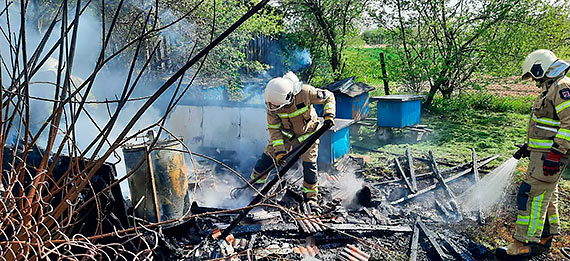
[266,84,335,153]
[527,76,570,154]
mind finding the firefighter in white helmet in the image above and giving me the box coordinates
[250,72,335,211]
[497,49,569,259]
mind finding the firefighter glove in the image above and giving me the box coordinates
[513,144,530,160]
[543,150,563,176]
[275,152,286,165]
[324,115,334,127]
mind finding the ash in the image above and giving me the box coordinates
[149,151,515,260]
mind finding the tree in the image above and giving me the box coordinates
[282,0,368,82]
[479,1,570,77]
[370,0,548,107]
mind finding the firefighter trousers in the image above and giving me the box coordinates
[250,138,320,200]
[514,151,562,243]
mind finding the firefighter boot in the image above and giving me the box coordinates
[539,236,553,248]
[496,239,532,260]
[302,161,320,214]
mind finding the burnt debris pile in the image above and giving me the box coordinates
[145,148,501,260]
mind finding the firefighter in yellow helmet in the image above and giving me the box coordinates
[249,72,335,211]
[497,50,570,259]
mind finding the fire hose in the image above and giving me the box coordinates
[220,121,333,239]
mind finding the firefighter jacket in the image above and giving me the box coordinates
[266,84,335,155]
[527,76,570,155]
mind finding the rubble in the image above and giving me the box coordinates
[138,146,504,260]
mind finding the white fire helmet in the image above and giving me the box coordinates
[283,71,303,95]
[264,72,303,111]
[522,49,569,80]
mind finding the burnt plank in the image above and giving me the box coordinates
[378,154,500,185]
[406,148,418,191]
[417,219,450,260]
[409,217,420,261]
[395,157,416,194]
[228,223,412,235]
[471,148,484,224]
[390,154,500,205]
[429,151,462,220]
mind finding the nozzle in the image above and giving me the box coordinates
[513,143,529,160]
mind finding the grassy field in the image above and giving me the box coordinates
[342,47,402,90]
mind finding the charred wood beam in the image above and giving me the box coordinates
[442,236,476,261]
[416,219,450,260]
[226,223,412,235]
[428,151,462,220]
[406,148,418,191]
[390,154,499,205]
[434,200,452,220]
[352,145,455,167]
[409,217,420,261]
[471,148,484,224]
[378,154,499,185]
[429,150,456,200]
[395,157,416,194]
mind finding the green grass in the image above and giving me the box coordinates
[352,95,570,182]
[430,93,534,115]
[342,47,401,88]
[352,109,528,169]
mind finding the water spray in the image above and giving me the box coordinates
[459,144,527,212]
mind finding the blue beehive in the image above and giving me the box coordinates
[314,77,375,121]
[373,95,423,128]
[318,119,354,164]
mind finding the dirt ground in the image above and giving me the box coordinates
[465,76,541,97]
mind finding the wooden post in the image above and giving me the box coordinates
[472,148,484,224]
[395,157,415,194]
[406,148,417,191]
[380,52,390,95]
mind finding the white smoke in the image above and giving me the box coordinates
[0,2,190,198]
[324,167,366,209]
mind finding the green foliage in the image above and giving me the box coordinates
[280,0,367,81]
[167,0,284,90]
[341,47,402,86]
[97,0,283,94]
[429,93,534,115]
[361,29,382,45]
[368,0,570,107]
[480,0,570,77]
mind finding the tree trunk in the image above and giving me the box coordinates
[330,43,341,80]
[423,83,439,109]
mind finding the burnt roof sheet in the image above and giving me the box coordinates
[322,77,375,98]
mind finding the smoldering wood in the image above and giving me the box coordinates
[471,148,484,224]
[395,157,415,194]
[406,148,417,191]
[416,219,450,260]
[390,154,498,205]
